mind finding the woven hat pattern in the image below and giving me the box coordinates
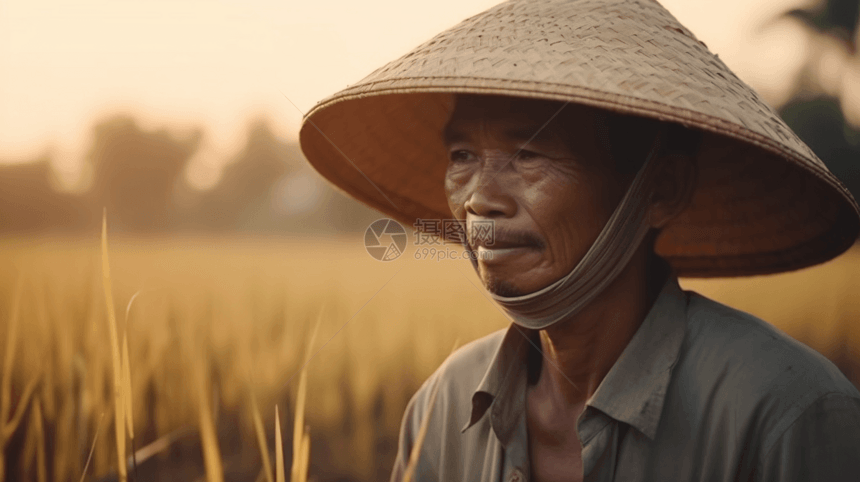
[300,0,860,277]
[346,0,821,167]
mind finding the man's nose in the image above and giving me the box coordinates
[464,164,517,218]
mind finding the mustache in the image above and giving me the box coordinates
[465,225,545,250]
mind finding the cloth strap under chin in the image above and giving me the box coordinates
[469,127,667,330]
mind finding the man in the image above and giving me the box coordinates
[298,0,860,480]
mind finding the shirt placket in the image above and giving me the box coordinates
[500,407,530,482]
[578,408,620,482]
[493,331,533,482]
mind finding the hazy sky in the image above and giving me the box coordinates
[0,0,815,190]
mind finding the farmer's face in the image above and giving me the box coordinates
[443,95,632,297]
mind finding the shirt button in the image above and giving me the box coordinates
[510,468,524,482]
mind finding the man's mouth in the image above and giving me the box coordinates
[476,239,537,250]
[475,244,540,265]
[468,227,544,263]
[468,226,544,249]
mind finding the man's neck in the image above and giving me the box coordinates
[528,244,669,409]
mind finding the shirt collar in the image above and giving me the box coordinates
[461,273,689,442]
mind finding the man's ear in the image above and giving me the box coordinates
[647,154,697,229]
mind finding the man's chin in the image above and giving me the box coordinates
[479,265,562,298]
[482,275,530,298]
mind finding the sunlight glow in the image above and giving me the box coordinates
[0,0,842,190]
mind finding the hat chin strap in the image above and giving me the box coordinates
[468,129,666,331]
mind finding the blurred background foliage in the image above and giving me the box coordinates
[0,115,381,236]
[780,0,860,198]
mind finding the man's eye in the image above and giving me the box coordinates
[516,150,539,160]
[449,150,475,163]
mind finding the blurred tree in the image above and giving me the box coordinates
[194,119,299,231]
[781,97,860,197]
[86,115,201,232]
[309,181,387,234]
[0,115,381,236]
[786,0,859,43]
[190,119,381,234]
[778,0,860,202]
[0,156,86,233]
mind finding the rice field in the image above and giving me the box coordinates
[0,227,858,482]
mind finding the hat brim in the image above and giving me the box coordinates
[300,87,859,277]
[299,0,860,277]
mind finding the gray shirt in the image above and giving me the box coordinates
[390,274,860,481]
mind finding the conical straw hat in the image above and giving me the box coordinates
[299,0,860,277]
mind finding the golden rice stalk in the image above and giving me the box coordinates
[122,290,141,442]
[0,376,38,441]
[298,430,310,482]
[197,363,224,482]
[290,381,308,482]
[251,393,273,482]
[93,385,113,475]
[73,354,87,458]
[122,331,138,479]
[53,397,77,482]
[21,396,37,478]
[291,313,322,482]
[122,333,134,440]
[123,289,143,478]
[101,210,127,482]
[402,339,460,482]
[38,284,61,426]
[33,398,46,482]
[275,405,285,482]
[33,289,56,424]
[0,277,39,482]
[1,277,24,429]
[79,412,106,482]
[18,397,43,482]
[125,425,194,467]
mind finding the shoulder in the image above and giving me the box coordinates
[673,288,860,451]
[680,289,857,398]
[756,390,860,480]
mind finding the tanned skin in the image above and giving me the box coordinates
[442,95,696,482]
